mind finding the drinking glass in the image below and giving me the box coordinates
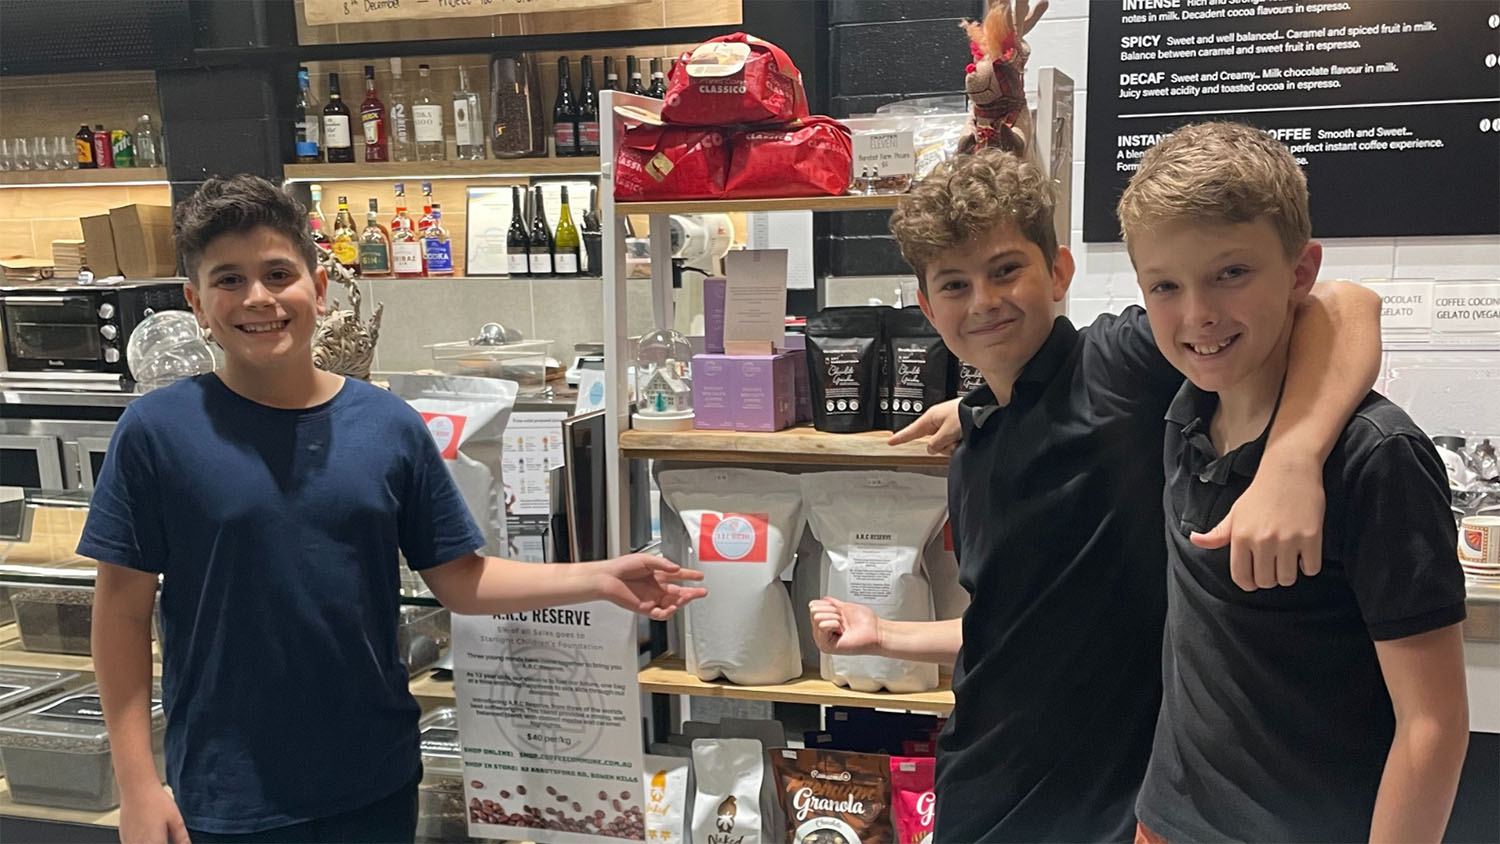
[13,137,31,170]
[55,136,74,169]
[0,138,12,171]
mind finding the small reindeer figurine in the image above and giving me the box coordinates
[312,251,384,382]
[960,0,1049,157]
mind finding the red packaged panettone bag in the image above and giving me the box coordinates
[613,108,729,201]
[725,116,852,199]
[661,33,809,127]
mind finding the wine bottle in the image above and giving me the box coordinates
[528,186,555,277]
[323,73,354,163]
[577,56,600,157]
[553,57,578,157]
[553,186,581,276]
[647,58,667,99]
[507,185,531,277]
[626,55,646,96]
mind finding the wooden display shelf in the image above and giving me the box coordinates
[619,426,947,467]
[0,168,168,187]
[639,655,954,713]
[0,777,121,827]
[615,193,903,215]
[282,158,600,181]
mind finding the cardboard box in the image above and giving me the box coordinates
[79,214,120,277]
[108,204,176,278]
[692,353,796,433]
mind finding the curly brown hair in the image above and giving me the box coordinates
[889,148,1058,291]
[174,174,320,285]
[1117,121,1310,259]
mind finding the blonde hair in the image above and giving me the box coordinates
[1117,121,1310,258]
[889,148,1057,289]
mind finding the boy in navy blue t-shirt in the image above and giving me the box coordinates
[79,175,705,843]
[1121,122,1468,843]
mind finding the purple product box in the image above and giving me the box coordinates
[691,353,797,432]
[704,277,727,355]
[692,354,735,430]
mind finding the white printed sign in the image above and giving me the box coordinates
[852,130,915,180]
[1366,280,1435,331]
[501,412,567,516]
[455,604,646,843]
[1432,282,1500,334]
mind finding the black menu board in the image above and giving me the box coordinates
[1083,0,1500,241]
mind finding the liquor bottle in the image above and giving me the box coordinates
[553,57,578,157]
[134,115,160,168]
[332,195,359,268]
[418,181,435,234]
[323,73,355,163]
[93,125,113,168]
[358,198,393,277]
[413,64,446,161]
[647,58,667,99]
[391,183,423,278]
[308,184,332,252]
[296,67,322,163]
[528,186,555,277]
[603,56,619,91]
[576,56,600,157]
[506,185,530,277]
[388,58,414,162]
[360,65,388,162]
[453,65,486,160]
[422,203,455,277]
[75,124,96,168]
[626,56,646,96]
[553,186,581,276]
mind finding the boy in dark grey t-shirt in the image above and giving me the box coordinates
[1121,122,1469,843]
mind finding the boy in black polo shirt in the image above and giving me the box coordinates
[809,148,1385,841]
[1122,122,1469,843]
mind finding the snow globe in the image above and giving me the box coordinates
[633,328,694,431]
[127,310,219,392]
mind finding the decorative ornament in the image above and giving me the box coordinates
[312,250,384,381]
[959,0,1049,157]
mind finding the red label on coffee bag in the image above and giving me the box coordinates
[699,513,770,563]
[419,412,467,460]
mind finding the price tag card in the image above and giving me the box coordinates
[852,130,915,180]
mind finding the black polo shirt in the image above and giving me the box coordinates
[1136,385,1467,843]
[935,309,1185,843]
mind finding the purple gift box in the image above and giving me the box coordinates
[692,353,797,432]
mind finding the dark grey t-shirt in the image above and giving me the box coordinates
[1137,386,1467,843]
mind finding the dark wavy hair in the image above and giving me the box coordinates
[174,174,320,284]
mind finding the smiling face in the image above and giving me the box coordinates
[1132,218,1319,394]
[183,225,327,372]
[917,222,1072,391]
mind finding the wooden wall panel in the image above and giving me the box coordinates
[0,71,161,142]
[0,184,171,261]
[295,0,739,45]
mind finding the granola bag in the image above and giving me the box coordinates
[889,757,935,844]
[771,748,894,844]
[725,117,853,200]
[661,33,808,127]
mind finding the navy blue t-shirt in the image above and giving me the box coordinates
[77,374,484,833]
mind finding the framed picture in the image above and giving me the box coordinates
[464,186,518,276]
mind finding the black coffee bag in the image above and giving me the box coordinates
[805,307,883,433]
[884,307,954,431]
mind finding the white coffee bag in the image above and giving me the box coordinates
[925,521,970,620]
[791,529,826,670]
[389,374,517,555]
[801,471,947,693]
[659,468,804,685]
[645,753,692,844]
[691,738,765,844]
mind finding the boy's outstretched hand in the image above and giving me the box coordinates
[889,398,963,456]
[809,597,881,656]
[591,554,706,620]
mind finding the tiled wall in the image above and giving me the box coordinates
[1015,0,1500,324]
[0,184,172,263]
